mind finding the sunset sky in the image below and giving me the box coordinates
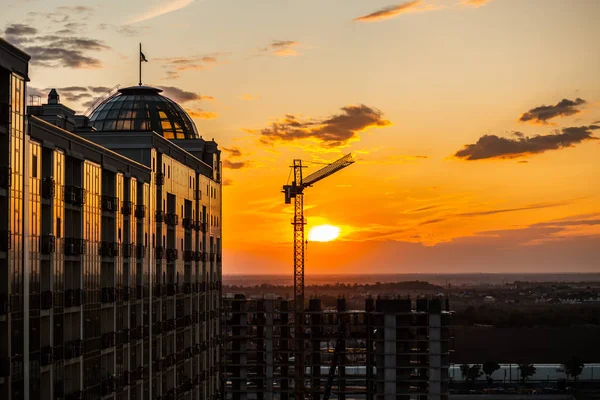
[2,0,599,274]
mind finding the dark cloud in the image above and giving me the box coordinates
[454,125,599,160]
[158,86,213,103]
[156,54,223,79]
[223,160,250,170]
[258,104,391,147]
[5,24,37,36]
[354,1,432,22]
[519,98,586,125]
[185,109,219,120]
[260,40,301,57]
[3,23,109,69]
[532,219,600,228]
[223,147,242,157]
[88,86,111,94]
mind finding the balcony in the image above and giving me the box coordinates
[216,253,222,262]
[102,331,116,349]
[64,185,85,206]
[0,230,10,252]
[119,371,130,388]
[100,241,119,258]
[42,177,56,199]
[182,282,192,295]
[182,217,194,230]
[166,283,178,296]
[122,242,135,258]
[153,284,162,297]
[155,246,165,260]
[41,234,56,254]
[209,252,215,262]
[0,166,11,189]
[121,200,133,216]
[64,238,85,256]
[41,346,53,366]
[136,243,146,259]
[153,320,163,335]
[135,204,146,219]
[101,376,116,396]
[201,252,208,263]
[195,221,207,233]
[41,290,53,310]
[101,287,116,303]
[122,286,130,301]
[164,212,179,226]
[0,102,10,132]
[65,340,83,359]
[155,172,164,186]
[155,210,164,223]
[183,250,195,262]
[135,285,144,300]
[166,248,178,262]
[0,293,9,315]
[184,315,193,326]
[101,195,119,212]
[194,251,202,262]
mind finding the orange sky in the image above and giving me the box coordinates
[3,0,599,273]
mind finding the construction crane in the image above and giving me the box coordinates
[282,153,354,399]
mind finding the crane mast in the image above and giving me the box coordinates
[282,154,354,399]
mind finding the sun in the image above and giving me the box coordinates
[308,224,341,242]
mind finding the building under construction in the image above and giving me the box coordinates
[223,295,452,400]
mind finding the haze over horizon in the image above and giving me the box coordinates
[2,0,599,274]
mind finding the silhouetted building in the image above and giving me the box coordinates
[0,38,223,400]
[223,295,452,400]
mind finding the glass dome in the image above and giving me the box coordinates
[88,85,199,139]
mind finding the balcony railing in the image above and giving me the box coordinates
[167,283,178,296]
[155,172,164,186]
[101,287,116,303]
[122,242,135,258]
[195,221,207,233]
[64,238,85,256]
[0,230,10,252]
[0,166,11,189]
[42,177,56,199]
[64,185,85,206]
[182,217,194,230]
[209,252,215,262]
[164,212,179,226]
[41,346,53,366]
[100,241,119,257]
[101,195,119,212]
[183,250,195,262]
[41,234,56,254]
[135,204,146,219]
[155,246,165,259]
[64,340,83,359]
[102,331,116,349]
[121,200,133,216]
[166,248,178,262]
[136,243,146,259]
[155,210,164,223]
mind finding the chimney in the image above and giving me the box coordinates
[48,89,60,105]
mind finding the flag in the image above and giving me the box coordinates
[140,51,148,62]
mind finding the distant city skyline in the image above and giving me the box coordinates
[2,0,599,273]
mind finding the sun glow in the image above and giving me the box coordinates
[308,225,341,242]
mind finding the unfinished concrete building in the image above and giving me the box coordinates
[223,295,452,400]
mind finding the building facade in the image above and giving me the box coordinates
[223,295,452,400]
[0,38,223,400]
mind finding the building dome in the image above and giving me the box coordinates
[88,85,199,139]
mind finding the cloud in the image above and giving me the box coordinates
[240,94,259,101]
[223,160,251,169]
[519,98,587,125]
[354,0,439,22]
[186,110,219,120]
[33,86,113,105]
[126,0,194,24]
[156,54,222,79]
[454,125,599,160]
[461,0,492,7]
[158,86,214,103]
[456,201,568,217]
[223,147,242,157]
[3,24,110,68]
[260,41,301,57]
[222,178,233,186]
[257,104,391,147]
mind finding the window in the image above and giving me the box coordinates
[32,154,38,178]
[168,166,170,178]
[152,158,155,172]
[56,217,61,238]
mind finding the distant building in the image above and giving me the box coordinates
[1,38,223,400]
[483,296,496,304]
[224,295,453,400]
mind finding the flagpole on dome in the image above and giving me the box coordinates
[139,43,148,86]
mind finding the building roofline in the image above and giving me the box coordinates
[0,37,31,61]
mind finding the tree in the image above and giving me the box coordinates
[482,361,500,386]
[518,363,536,383]
[460,364,471,381]
[562,357,584,383]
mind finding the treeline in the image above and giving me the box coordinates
[225,280,442,291]
[453,304,600,327]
